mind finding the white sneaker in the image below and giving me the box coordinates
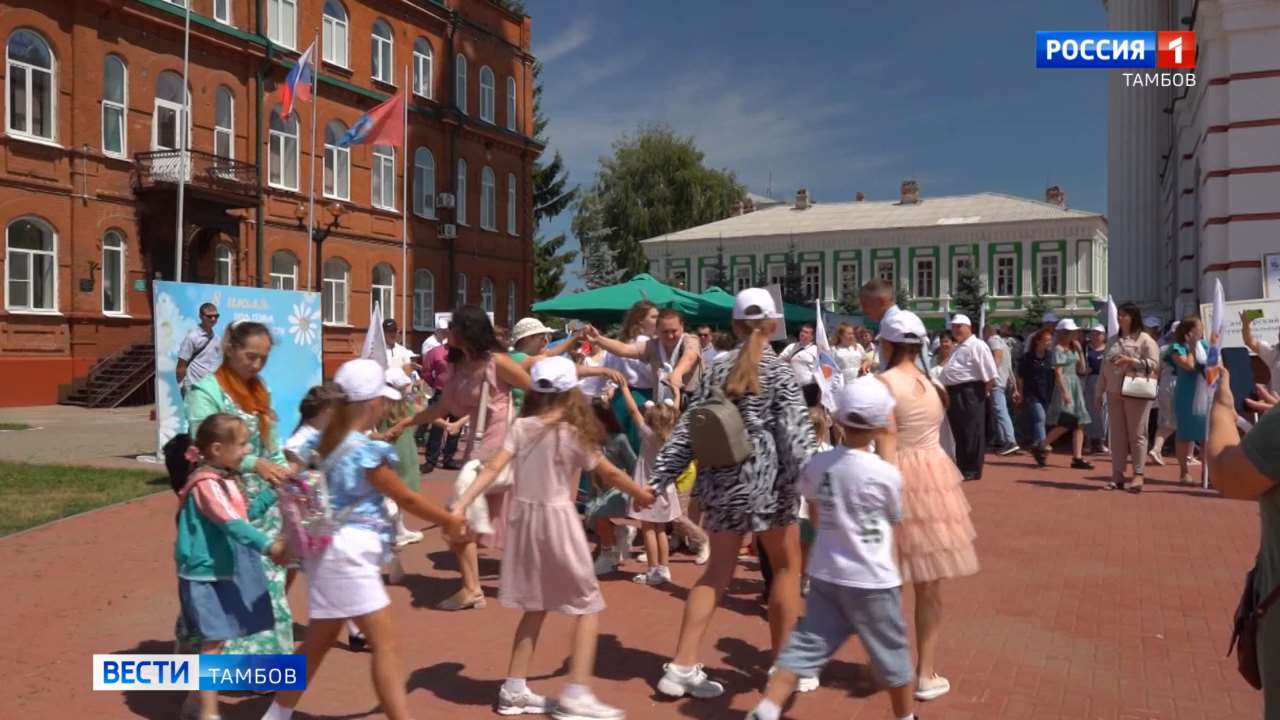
[915,673,951,701]
[1148,449,1165,466]
[657,663,724,698]
[614,525,636,561]
[497,686,550,715]
[1188,456,1202,466]
[694,543,711,566]
[552,692,623,720]
[768,666,819,693]
[395,529,424,547]
[635,552,648,564]
[632,567,671,585]
[593,552,618,577]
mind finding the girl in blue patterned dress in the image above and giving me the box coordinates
[261,359,464,720]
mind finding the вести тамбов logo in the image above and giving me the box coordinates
[1036,31,1196,87]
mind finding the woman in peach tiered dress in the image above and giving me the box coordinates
[876,310,979,703]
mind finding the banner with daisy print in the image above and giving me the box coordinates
[151,281,323,457]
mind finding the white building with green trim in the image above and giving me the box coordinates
[641,182,1109,329]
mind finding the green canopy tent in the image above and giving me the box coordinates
[698,286,818,327]
[531,273,722,325]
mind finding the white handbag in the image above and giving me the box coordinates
[450,366,514,536]
[1121,367,1159,400]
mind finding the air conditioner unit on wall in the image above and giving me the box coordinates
[439,223,458,239]
[437,193,456,209]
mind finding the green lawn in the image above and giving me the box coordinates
[0,422,32,431]
[0,462,167,537]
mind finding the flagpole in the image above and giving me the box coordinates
[400,65,410,346]
[305,29,320,291]
[174,0,192,282]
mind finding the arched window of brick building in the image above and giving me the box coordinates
[481,166,496,230]
[322,0,348,67]
[102,55,127,157]
[371,19,394,85]
[479,66,495,123]
[5,217,57,312]
[270,251,298,291]
[454,53,468,114]
[372,263,395,319]
[413,269,434,331]
[413,38,432,99]
[480,276,495,313]
[6,30,56,142]
[102,230,126,315]
[323,257,349,324]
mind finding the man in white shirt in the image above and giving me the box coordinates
[383,319,418,375]
[1242,310,1280,393]
[176,302,223,393]
[695,324,719,368]
[984,324,1019,455]
[859,279,931,373]
[939,314,998,480]
[780,324,823,407]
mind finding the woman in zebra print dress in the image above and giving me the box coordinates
[648,288,818,700]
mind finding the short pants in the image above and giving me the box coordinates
[776,578,913,688]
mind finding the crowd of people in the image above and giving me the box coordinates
[167,280,1280,720]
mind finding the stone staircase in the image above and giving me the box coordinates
[63,343,155,408]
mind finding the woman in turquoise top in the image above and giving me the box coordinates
[1043,321,1093,470]
[1166,315,1208,484]
[184,321,294,656]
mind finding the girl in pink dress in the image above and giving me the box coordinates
[454,357,655,718]
[876,310,979,703]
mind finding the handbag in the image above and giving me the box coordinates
[1121,363,1158,400]
[1229,567,1280,690]
[450,364,515,535]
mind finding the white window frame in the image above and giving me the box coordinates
[733,264,752,292]
[701,266,717,292]
[214,244,235,285]
[371,144,396,210]
[322,258,349,325]
[5,217,58,313]
[412,269,434,331]
[837,260,859,303]
[874,259,896,285]
[267,0,297,50]
[506,76,517,132]
[322,0,349,68]
[323,120,350,200]
[413,38,433,99]
[413,147,436,218]
[213,0,231,25]
[1076,239,1092,294]
[102,55,127,158]
[269,250,298,291]
[1037,252,1062,296]
[214,86,233,159]
[507,281,517,328]
[801,262,822,301]
[268,108,299,190]
[913,257,936,298]
[993,253,1017,297]
[766,263,785,288]
[480,166,497,230]
[455,272,468,308]
[456,158,468,225]
[100,230,127,315]
[372,264,394,319]
[152,72,190,152]
[951,255,973,293]
[371,19,394,85]
[506,173,517,235]
[6,30,57,143]
[455,53,468,114]
[479,66,495,123]
[480,276,495,313]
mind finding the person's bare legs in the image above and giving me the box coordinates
[886,683,916,717]
[1072,427,1085,460]
[270,618,344,710]
[507,611,547,679]
[352,607,413,720]
[568,612,600,685]
[193,641,223,719]
[1042,426,1067,452]
[671,531,742,665]
[757,524,802,658]
[641,524,659,570]
[443,540,482,604]
[1176,439,1192,482]
[913,580,944,679]
[759,667,913,718]
[655,524,670,568]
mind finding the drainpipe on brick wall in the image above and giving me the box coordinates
[253,0,274,287]
[446,12,460,307]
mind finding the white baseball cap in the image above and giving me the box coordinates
[834,376,897,430]
[385,366,413,390]
[1089,325,1105,334]
[879,310,928,344]
[530,356,579,393]
[950,314,972,327]
[335,358,402,402]
[1056,318,1080,332]
[511,317,554,344]
[1042,312,1059,323]
[733,288,782,320]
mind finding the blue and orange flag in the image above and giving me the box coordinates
[338,91,405,148]
[279,42,315,120]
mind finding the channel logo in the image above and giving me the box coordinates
[92,654,307,692]
[1036,31,1196,69]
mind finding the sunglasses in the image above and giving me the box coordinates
[202,313,220,320]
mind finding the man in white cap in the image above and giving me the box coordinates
[938,314,998,480]
[858,279,931,372]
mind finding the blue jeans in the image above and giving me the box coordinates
[1023,398,1048,447]
[990,386,1017,448]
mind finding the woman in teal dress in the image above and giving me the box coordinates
[183,321,294,655]
[1166,316,1208,484]
[1042,320,1094,470]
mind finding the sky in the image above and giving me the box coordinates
[527,0,1109,292]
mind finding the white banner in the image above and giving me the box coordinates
[1198,297,1280,350]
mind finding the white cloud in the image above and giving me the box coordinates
[535,17,594,63]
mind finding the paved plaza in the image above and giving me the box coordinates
[0,449,1262,719]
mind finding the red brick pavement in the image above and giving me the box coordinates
[0,450,1263,719]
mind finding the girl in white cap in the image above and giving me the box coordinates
[260,359,465,720]
[451,356,655,719]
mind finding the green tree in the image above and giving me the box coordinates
[533,234,576,299]
[705,244,729,291]
[951,266,987,325]
[1022,295,1052,333]
[781,243,807,305]
[895,285,911,309]
[572,125,745,277]
[838,293,862,316]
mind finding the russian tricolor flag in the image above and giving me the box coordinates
[280,42,316,120]
[337,91,405,147]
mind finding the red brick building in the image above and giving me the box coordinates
[0,0,540,406]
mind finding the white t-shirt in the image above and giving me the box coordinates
[987,335,1012,387]
[421,335,442,357]
[782,342,820,386]
[832,345,865,384]
[386,343,415,373]
[938,335,997,386]
[604,334,656,389]
[800,446,903,589]
[577,352,612,398]
[284,424,321,464]
[1259,341,1280,394]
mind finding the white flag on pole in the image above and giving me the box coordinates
[1105,295,1119,339]
[362,303,388,370]
[813,300,839,411]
